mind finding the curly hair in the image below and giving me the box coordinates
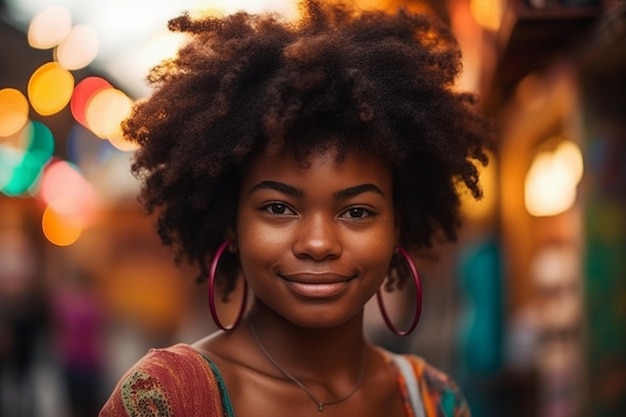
[124,0,491,288]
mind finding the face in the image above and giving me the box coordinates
[236,146,397,328]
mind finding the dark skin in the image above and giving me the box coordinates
[194,146,407,416]
[99,2,489,415]
[194,309,405,417]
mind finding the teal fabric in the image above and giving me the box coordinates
[440,388,456,417]
[202,356,236,417]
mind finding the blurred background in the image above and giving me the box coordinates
[0,0,624,416]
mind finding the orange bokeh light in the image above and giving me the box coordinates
[42,206,83,246]
[0,88,29,137]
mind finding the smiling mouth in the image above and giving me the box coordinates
[280,274,355,299]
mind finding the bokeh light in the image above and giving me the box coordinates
[0,121,54,196]
[70,76,113,127]
[554,140,584,184]
[28,62,74,116]
[85,87,134,141]
[525,140,584,217]
[0,88,29,137]
[41,205,82,246]
[39,159,97,219]
[27,5,72,49]
[55,24,100,71]
[470,0,503,32]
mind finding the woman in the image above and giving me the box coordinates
[100,0,491,415]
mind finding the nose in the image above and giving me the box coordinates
[292,213,342,261]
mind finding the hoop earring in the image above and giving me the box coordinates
[208,240,248,331]
[376,246,422,336]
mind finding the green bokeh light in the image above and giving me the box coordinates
[0,121,54,196]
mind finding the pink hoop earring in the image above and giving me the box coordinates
[208,240,248,331]
[376,246,422,336]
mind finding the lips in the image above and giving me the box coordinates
[280,273,355,299]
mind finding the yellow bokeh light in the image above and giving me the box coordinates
[0,88,29,137]
[525,140,584,217]
[85,88,133,139]
[470,0,503,32]
[28,5,72,49]
[56,24,100,71]
[42,206,83,247]
[554,140,584,184]
[28,62,75,116]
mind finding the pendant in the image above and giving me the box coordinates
[318,403,324,412]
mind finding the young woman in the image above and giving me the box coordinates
[100,1,491,415]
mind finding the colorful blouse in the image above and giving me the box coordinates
[99,343,470,416]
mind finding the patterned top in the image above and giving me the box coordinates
[99,343,470,416]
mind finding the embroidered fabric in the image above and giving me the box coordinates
[392,354,426,417]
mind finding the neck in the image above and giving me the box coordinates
[247,317,368,412]
[245,308,369,412]
[244,304,367,374]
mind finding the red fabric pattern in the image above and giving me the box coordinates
[99,344,224,417]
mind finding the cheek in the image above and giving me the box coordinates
[352,232,396,282]
[236,216,284,279]
[237,224,290,265]
[366,247,395,279]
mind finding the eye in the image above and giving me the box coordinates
[340,207,375,219]
[263,202,295,215]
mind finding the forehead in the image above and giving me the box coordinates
[241,147,393,192]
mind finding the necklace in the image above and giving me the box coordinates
[248,321,367,412]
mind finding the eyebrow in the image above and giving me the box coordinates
[249,180,384,200]
[334,183,385,200]
[249,181,304,198]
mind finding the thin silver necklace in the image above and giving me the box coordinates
[248,321,367,412]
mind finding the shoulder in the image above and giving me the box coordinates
[99,344,224,417]
[394,353,471,417]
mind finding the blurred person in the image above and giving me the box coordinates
[0,227,48,417]
[100,0,492,415]
[51,268,105,417]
